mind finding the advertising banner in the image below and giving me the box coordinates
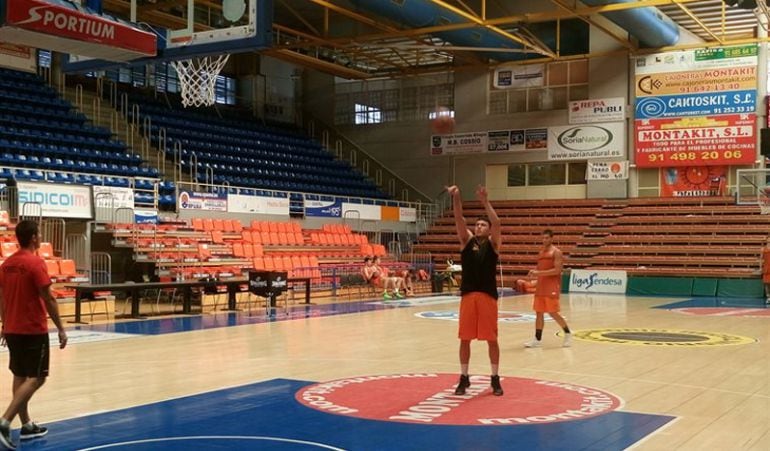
[586,161,629,180]
[228,194,289,215]
[398,207,417,222]
[4,0,156,55]
[569,98,625,124]
[493,64,545,89]
[548,122,626,161]
[134,209,158,224]
[342,203,381,221]
[660,166,727,197]
[635,114,755,167]
[634,90,755,119]
[635,66,756,97]
[16,182,92,219]
[569,269,627,294]
[634,45,758,75]
[178,191,227,212]
[430,132,487,156]
[304,199,342,218]
[92,186,134,210]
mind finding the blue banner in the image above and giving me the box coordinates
[635,90,756,119]
[304,199,342,218]
[135,209,158,224]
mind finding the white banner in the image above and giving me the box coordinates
[634,45,758,75]
[17,182,92,219]
[228,194,289,216]
[92,186,134,209]
[569,269,627,294]
[430,132,488,156]
[548,122,626,161]
[586,161,629,180]
[342,203,381,221]
[178,191,227,212]
[0,42,35,72]
[569,98,625,124]
[493,64,545,89]
[399,207,416,222]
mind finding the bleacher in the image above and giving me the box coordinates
[413,197,765,280]
[0,211,89,301]
[0,67,170,206]
[105,218,392,294]
[127,94,386,198]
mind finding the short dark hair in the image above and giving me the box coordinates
[364,256,371,263]
[15,220,39,247]
[543,229,554,237]
[476,217,491,227]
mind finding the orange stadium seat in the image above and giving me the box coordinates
[242,231,253,243]
[191,218,204,231]
[294,233,304,245]
[233,242,245,258]
[243,244,254,258]
[252,244,264,257]
[231,220,243,233]
[263,256,275,271]
[268,222,279,233]
[211,231,224,244]
[213,219,225,231]
[260,231,271,244]
[251,231,262,244]
[45,260,60,278]
[37,242,55,259]
[270,232,280,245]
[252,257,265,270]
[1,242,18,258]
[203,219,214,232]
[222,220,234,233]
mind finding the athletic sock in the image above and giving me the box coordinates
[461,364,469,376]
[535,329,543,341]
[491,364,499,376]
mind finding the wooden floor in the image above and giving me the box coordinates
[5,292,769,450]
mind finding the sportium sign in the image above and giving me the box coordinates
[547,123,625,161]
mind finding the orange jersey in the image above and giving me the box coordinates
[535,246,561,297]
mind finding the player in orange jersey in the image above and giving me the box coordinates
[447,184,503,397]
[524,229,572,348]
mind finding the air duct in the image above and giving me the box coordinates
[352,0,680,61]
[580,0,680,47]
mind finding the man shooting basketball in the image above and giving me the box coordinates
[447,184,503,397]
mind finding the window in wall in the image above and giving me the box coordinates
[215,75,236,105]
[488,59,589,114]
[507,164,526,186]
[529,163,566,186]
[568,162,588,185]
[428,109,455,119]
[355,103,382,124]
[37,50,51,69]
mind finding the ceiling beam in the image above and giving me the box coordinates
[672,0,723,44]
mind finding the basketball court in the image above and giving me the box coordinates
[0,290,763,450]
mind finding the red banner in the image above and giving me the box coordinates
[4,0,156,55]
[660,166,727,197]
[635,114,756,167]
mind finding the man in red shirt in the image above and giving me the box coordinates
[0,220,67,450]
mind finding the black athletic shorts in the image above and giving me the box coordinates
[4,333,50,378]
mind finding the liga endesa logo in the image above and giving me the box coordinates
[295,374,622,426]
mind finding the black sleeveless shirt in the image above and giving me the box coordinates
[460,237,499,300]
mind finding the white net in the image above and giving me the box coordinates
[170,54,230,107]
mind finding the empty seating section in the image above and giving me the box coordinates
[0,68,167,204]
[0,211,88,299]
[414,197,765,279]
[128,95,385,198]
[109,218,393,289]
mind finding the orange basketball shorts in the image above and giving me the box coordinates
[533,295,561,313]
[458,292,498,341]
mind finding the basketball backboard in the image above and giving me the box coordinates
[63,0,271,73]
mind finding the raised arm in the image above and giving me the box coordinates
[446,185,472,248]
[476,185,501,251]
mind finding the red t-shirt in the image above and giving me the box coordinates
[0,249,51,334]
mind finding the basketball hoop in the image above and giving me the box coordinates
[758,187,770,215]
[170,54,230,107]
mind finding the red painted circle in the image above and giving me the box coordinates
[673,307,770,317]
[295,374,622,426]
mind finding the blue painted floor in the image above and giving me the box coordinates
[654,297,769,310]
[19,379,674,451]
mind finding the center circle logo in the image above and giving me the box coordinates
[415,311,553,323]
[295,374,622,426]
[574,328,757,346]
